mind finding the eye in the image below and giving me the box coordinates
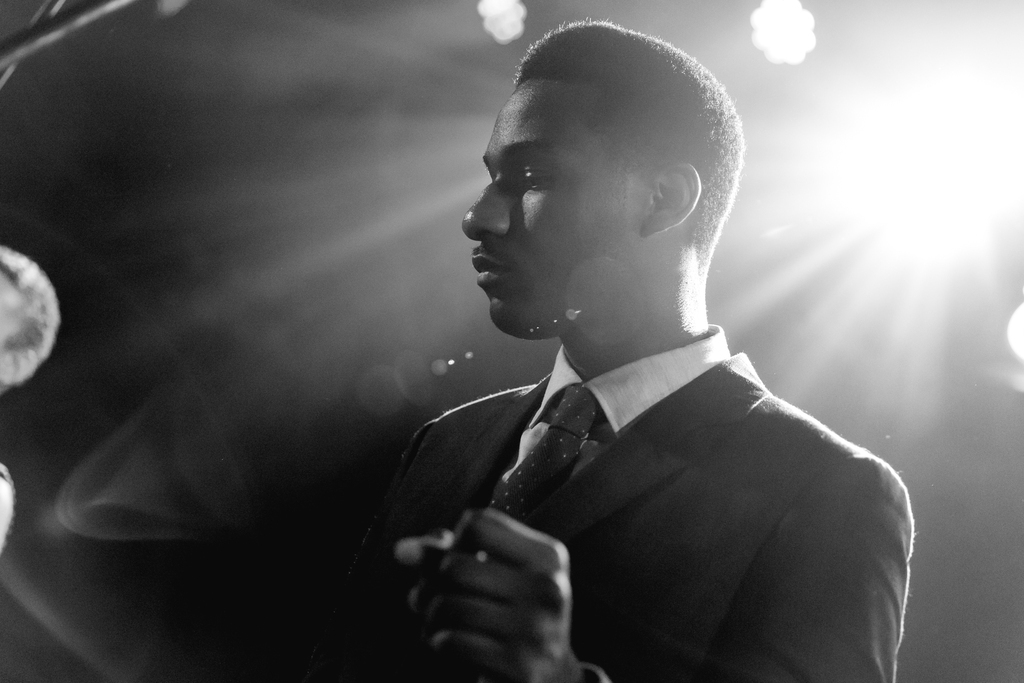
[492,165,551,195]
[521,167,550,190]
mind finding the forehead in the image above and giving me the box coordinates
[486,80,604,162]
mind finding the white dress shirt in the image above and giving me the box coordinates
[501,326,731,482]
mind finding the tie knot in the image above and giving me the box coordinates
[546,384,598,439]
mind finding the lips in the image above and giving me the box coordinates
[471,249,517,290]
[471,250,510,273]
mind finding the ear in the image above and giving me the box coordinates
[640,163,702,237]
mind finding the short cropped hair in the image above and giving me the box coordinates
[516,20,745,264]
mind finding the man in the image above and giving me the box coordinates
[305,20,913,683]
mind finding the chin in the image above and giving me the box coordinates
[488,298,559,341]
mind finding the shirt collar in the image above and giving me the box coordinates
[534,325,731,433]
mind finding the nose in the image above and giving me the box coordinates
[462,184,511,241]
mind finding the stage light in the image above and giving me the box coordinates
[477,0,526,45]
[820,70,1024,264]
[751,0,816,65]
[1009,290,1024,363]
[0,245,60,393]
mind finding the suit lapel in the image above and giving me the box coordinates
[526,425,686,542]
[527,354,768,543]
[379,380,548,540]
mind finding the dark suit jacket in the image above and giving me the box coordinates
[305,354,914,683]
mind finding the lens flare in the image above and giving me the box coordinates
[820,70,1024,265]
[751,0,816,65]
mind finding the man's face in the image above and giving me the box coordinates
[463,79,646,340]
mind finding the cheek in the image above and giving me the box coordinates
[521,193,580,249]
[579,176,632,246]
[520,193,544,233]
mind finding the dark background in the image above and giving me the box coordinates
[0,1,1022,681]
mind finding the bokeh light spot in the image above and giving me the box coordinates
[0,245,60,392]
[751,0,816,65]
[477,0,526,44]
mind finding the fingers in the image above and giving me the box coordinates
[423,592,520,641]
[395,528,455,567]
[409,549,556,618]
[429,628,535,683]
[443,550,564,608]
[438,550,520,601]
[453,508,569,574]
[398,510,570,615]
[429,629,509,679]
[394,510,578,683]
[394,509,569,576]
[430,627,575,683]
[397,529,458,616]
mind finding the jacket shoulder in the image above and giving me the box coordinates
[745,393,865,458]
[739,394,912,531]
[695,395,915,683]
[431,384,539,426]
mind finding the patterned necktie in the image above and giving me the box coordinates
[490,384,599,521]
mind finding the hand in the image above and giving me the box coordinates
[395,508,583,683]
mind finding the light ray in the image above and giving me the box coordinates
[718,225,864,337]
[0,561,150,683]
[756,226,960,431]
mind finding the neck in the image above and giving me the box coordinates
[560,306,708,381]
[560,247,709,380]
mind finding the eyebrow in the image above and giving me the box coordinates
[482,140,556,172]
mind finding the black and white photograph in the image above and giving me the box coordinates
[0,1,1021,682]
